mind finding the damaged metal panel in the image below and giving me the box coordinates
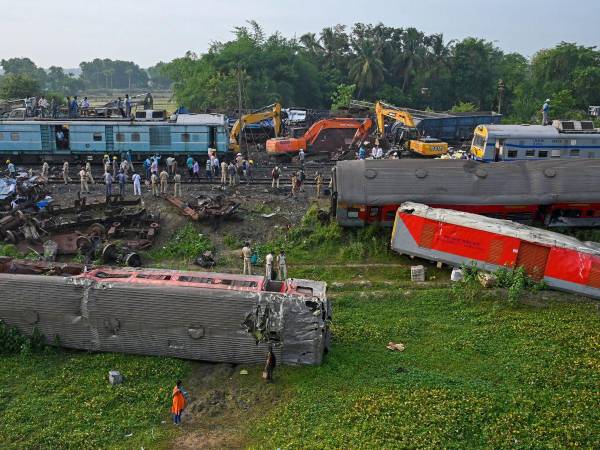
[335,159,600,206]
[0,266,331,365]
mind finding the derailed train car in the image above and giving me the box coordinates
[391,202,600,300]
[0,262,331,365]
[332,159,600,228]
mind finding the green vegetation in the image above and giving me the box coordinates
[0,244,20,258]
[0,351,189,449]
[145,224,212,263]
[0,322,46,355]
[248,286,600,449]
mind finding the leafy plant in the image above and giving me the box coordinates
[146,224,213,262]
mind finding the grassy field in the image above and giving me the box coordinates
[1,208,599,448]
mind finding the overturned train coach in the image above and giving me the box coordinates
[333,159,600,228]
[0,261,331,365]
[391,202,600,300]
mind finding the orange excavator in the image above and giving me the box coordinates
[266,117,373,156]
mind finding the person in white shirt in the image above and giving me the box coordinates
[132,172,142,196]
[375,146,383,159]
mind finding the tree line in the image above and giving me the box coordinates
[2,21,600,123]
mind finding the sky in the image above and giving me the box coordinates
[1,0,599,68]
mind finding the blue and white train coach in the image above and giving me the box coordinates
[0,112,229,162]
[470,120,600,162]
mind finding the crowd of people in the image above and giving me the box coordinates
[21,94,133,119]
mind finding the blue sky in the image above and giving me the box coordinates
[1,0,599,67]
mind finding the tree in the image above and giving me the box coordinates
[330,83,355,110]
[0,74,41,99]
[1,57,46,86]
[349,40,384,97]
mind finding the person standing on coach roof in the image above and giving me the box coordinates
[542,99,550,125]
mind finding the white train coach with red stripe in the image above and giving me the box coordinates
[391,202,600,300]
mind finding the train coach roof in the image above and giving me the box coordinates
[399,202,600,256]
[335,159,600,206]
[479,124,559,137]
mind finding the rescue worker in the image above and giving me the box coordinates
[143,157,152,180]
[186,155,194,180]
[151,172,159,197]
[103,171,113,197]
[277,250,287,280]
[112,156,118,178]
[132,171,142,196]
[247,160,254,183]
[315,172,323,198]
[271,165,281,188]
[171,380,186,425]
[62,160,70,184]
[242,242,252,275]
[542,99,550,125]
[264,345,276,383]
[298,148,305,168]
[41,161,49,178]
[151,157,159,176]
[85,161,95,184]
[220,160,228,185]
[117,170,126,196]
[166,156,175,175]
[159,169,169,194]
[104,158,111,176]
[298,169,306,192]
[291,172,298,197]
[173,172,182,197]
[79,166,90,193]
[265,251,274,280]
[212,155,219,177]
[102,154,110,166]
[172,158,178,175]
[192,160,200,182]
[358,144,366,160]
[205,159,213,182]
[228,162,236,186]
[6,160,16,177]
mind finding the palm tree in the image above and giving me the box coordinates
[299,33,323,55]
[349,40,385,97]
[396,28,426,93]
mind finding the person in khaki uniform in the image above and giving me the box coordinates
[220,161,228,185]
[41,161,49,178]
[241,242,252,275]
[277,250,287,280]
[79,167,90,193]
[62,161,70,184]
[314,172,323,198]
[151,172,159,197]
[159,169,169,194]
[85,161,95,184]
[291,173,298,197]
[173,172,182,197]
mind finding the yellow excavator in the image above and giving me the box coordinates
[229,103,282,152]
[374,100,448,157]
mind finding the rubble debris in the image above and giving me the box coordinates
[410,265,425,282]
[0,265,331,365]
[101,243,142,267]
[165,194,240,222]
[478,272,497,288]
[450,267,463,282]
[195,250,216,268]
[0,256,86,276]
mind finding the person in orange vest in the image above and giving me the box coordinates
[171,380,187,425]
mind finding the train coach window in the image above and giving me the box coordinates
[181,132,190,143]
[136,274,171,280]
[95,271,131,279]
[369,207,380,217]
[538,150,548,158]
[131,132,140,142]
[93,133,103,141]
[347,208,360,219]
[525,149,535,157]
[570,149,580,157]
[10,132,19,141]
[507,150,518,158]
[178,276,215,284]
[551,149,561,158]
[116,132,124,142]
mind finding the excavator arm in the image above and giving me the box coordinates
[375,101,417,135]
[229,103,282,152]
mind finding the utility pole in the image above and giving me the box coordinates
[497,79,505,115]
[237,63,244,155]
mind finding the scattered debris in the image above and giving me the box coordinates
[165,194,240,222]
[108,370,123,385]
[450,267,463,282]
[195,250,216,268]
[386,342,405,352]
[410,265,425,282]
[478,272,497,288]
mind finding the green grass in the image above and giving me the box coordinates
[248,289,600,449]
[145,223,213,264]
[0,351,190,449]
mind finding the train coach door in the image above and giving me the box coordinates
[515,242,550,281]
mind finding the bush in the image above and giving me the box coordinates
[147,224,213,261]
[0,321,47,355]
[0,244,20,257]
